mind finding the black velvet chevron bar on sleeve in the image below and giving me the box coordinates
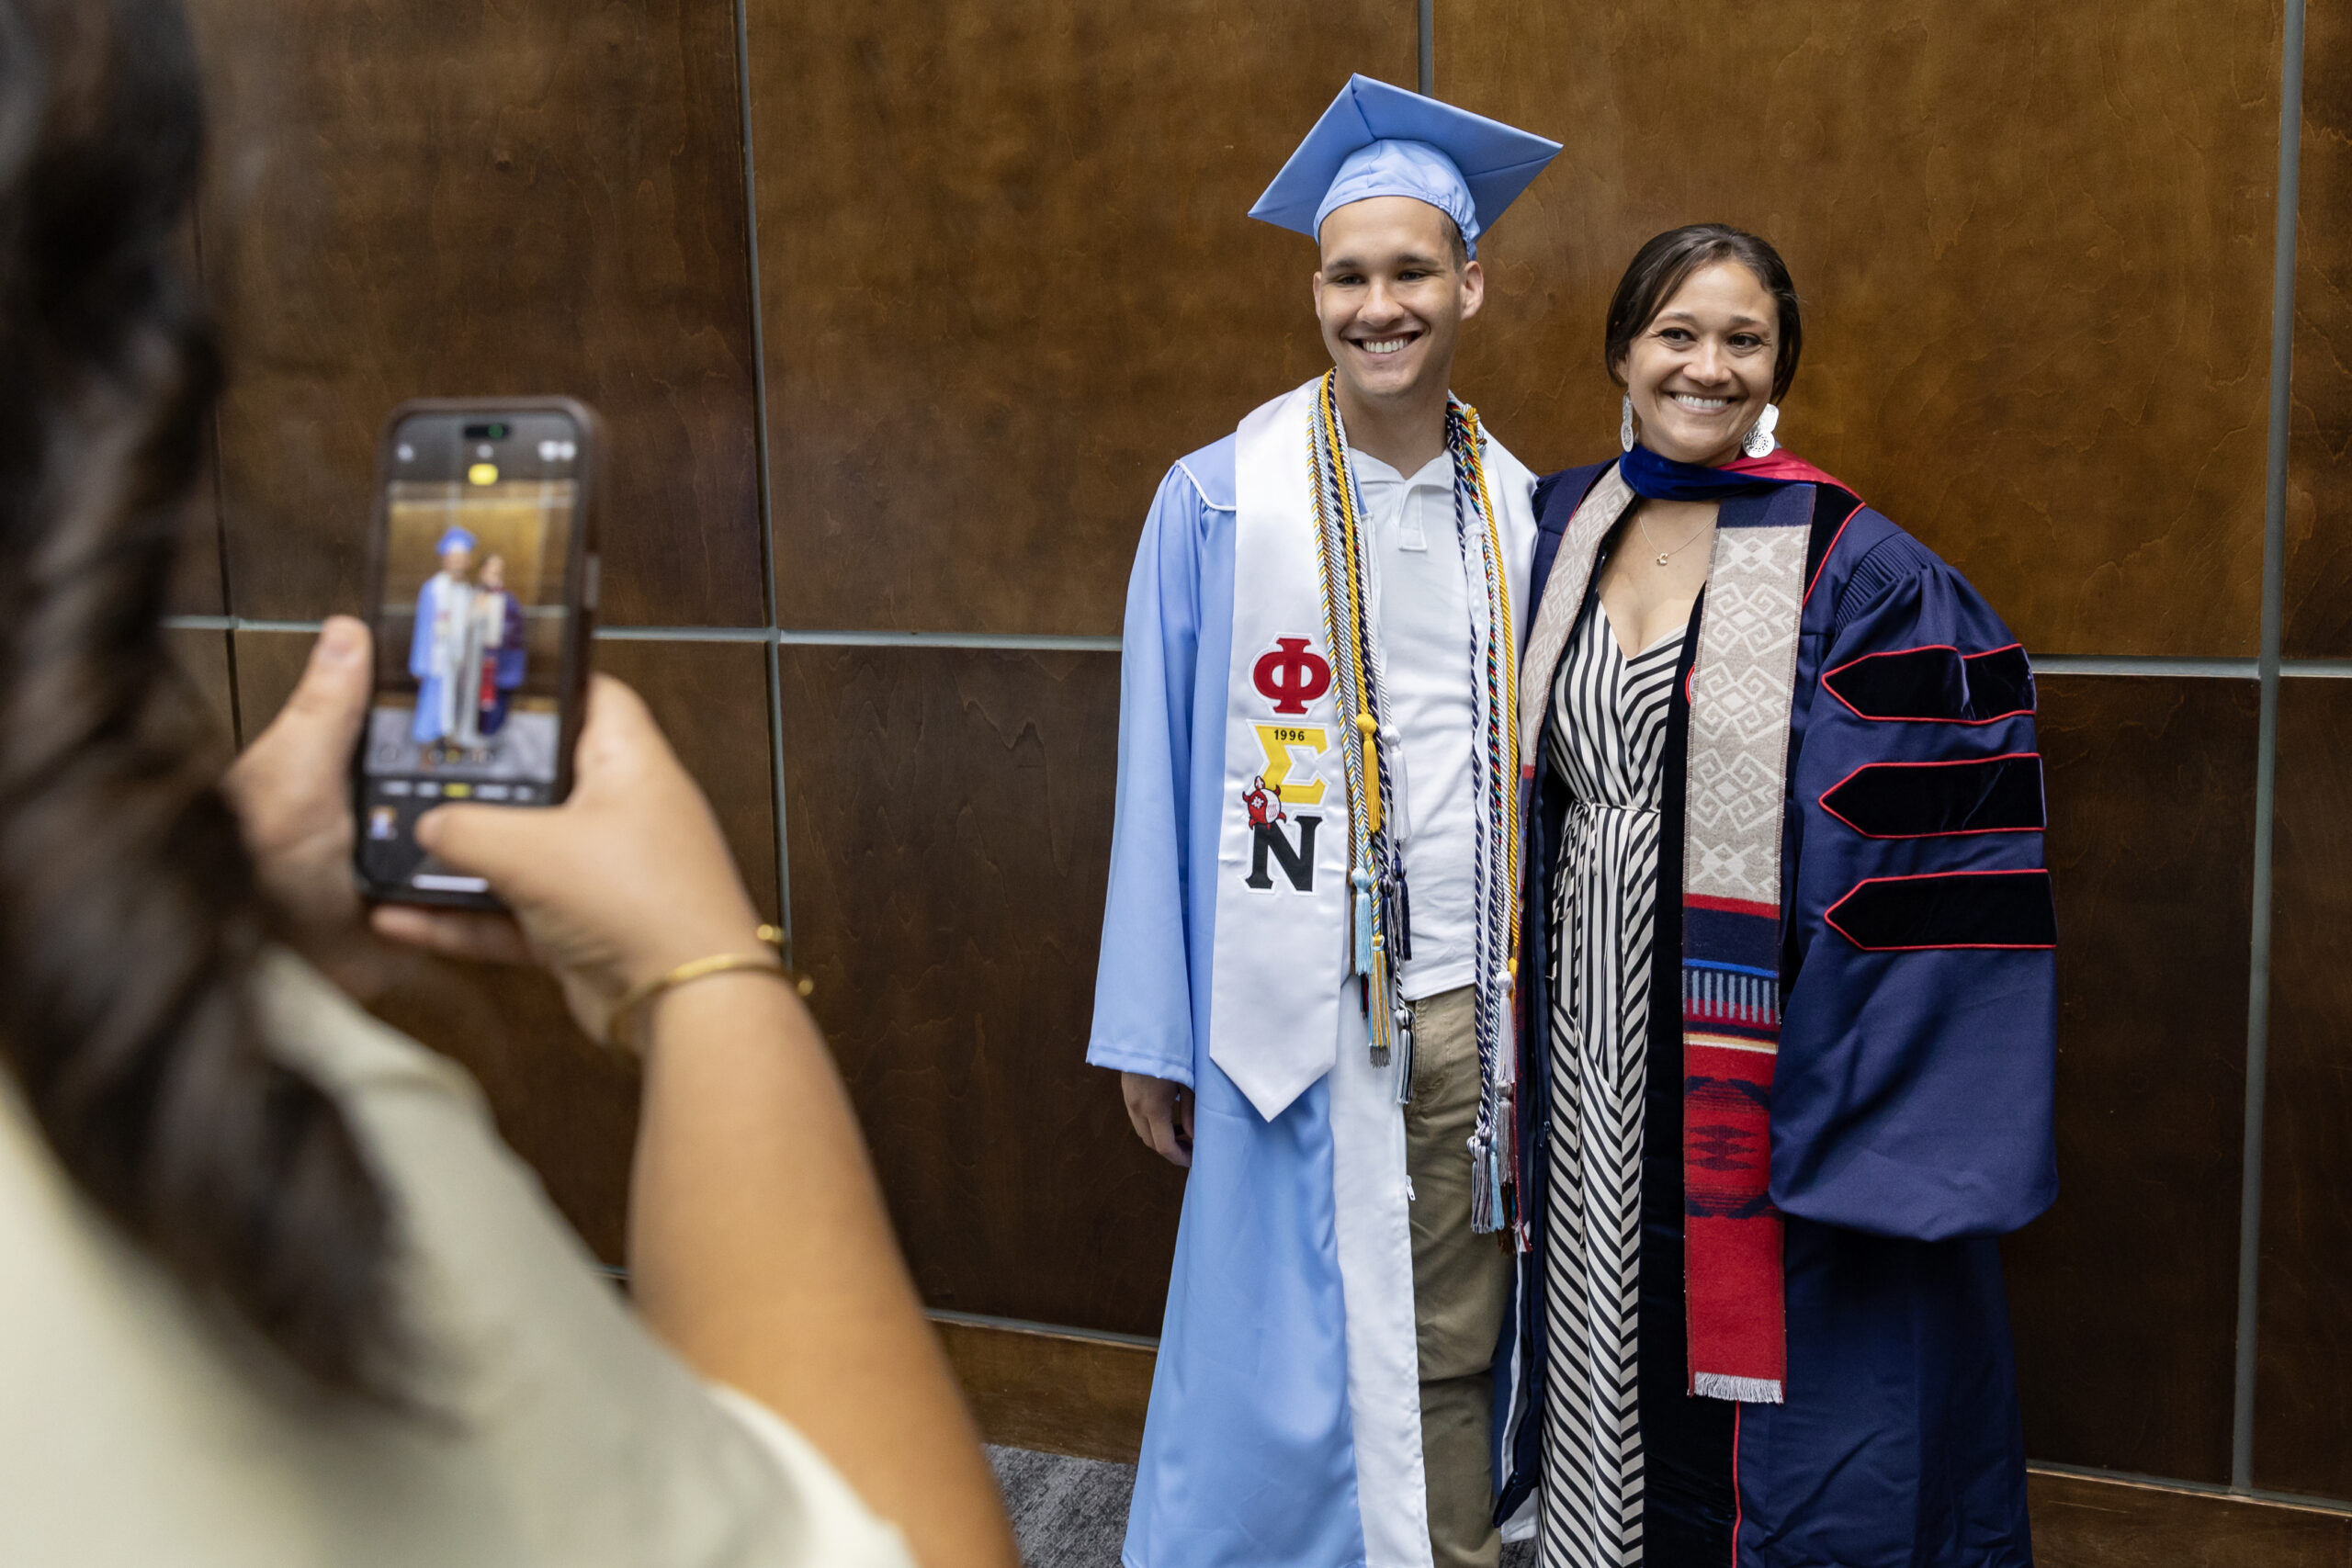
[1819,753,2046,839]
[1824,869,2058,951]
[1820,643,2035,725]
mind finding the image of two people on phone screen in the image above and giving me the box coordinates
[409,525,526,765]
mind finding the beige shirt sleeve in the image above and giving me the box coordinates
[0,951,917,1568]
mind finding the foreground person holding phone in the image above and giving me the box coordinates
[0,5,1012,1565]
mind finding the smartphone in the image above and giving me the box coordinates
[352,398,602,908]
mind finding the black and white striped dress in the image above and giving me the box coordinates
[1538,595,1683,1568]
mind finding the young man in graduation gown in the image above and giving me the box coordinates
[1087,77,1560,1568]
[409,525,479,755]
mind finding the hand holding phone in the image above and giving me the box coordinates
[371,675,772,1043]
[354,400,601,908]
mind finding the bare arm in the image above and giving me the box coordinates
[390,679,1014,1568]
[232,624,1013,1568]
[627,974,1011,1568]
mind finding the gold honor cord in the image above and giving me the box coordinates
[1311,375,1399,1065]
[1458,407,1524,994]
[1321,391,1384,840]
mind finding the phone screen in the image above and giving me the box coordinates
[357,408,586,900]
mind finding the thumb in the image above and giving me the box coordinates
[413,799,561,887]
[563,673,666,802]
[254,615,372,762]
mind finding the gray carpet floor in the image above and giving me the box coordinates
[989,1447,1538,1567]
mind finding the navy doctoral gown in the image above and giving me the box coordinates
[1496,465,2059,1567]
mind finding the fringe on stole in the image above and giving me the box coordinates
[1693,1372,1785,1404]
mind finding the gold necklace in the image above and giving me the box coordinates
[1634,505,1711,568]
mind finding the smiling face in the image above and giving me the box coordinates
[479,554,505,592]
[1617,260,1779,468]
[438,544,472,579]
[1312,196,1484,415]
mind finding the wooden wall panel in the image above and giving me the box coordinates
[590,639,782,922]
[2003,676,2256,1483]
[164,214,225,618]
[2285,0,2352,655]
[227,626,311,746]
[936,1317,1155,1465]
[1438,0,2280,657]
[166,511,224,617]
[749,0,1413,636]
[232,632,780,1261]
[777,646,1184,1334]
[168,457,225,617]
[165,626,238,765]
[2256,679,2352,1498]
[2028,1472,2352,1568]
[187,0,763,628]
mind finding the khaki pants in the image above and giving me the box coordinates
[1404,986,1513,1568]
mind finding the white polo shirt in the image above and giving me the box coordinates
[1351,447,1476,1001]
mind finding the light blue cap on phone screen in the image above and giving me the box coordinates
[436,526,478,554]
[1248,74,1561,257]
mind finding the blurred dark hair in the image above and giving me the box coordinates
[1603,224,1804,400]
[0,0,401,1395]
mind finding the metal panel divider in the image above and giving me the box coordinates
[2233,0,2308,1495]
[731,0,796,963]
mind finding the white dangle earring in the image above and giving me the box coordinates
[1620,395,1636,452]
[1742,402,1781,458]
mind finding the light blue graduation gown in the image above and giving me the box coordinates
[409,574,461,745]
[1088,436,1367,1568]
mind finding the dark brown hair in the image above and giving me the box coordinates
[1603,224,1804,400]
[0,0,401,1395]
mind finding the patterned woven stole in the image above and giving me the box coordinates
[1679,482,1812,1403]
[1516,468,1815,1400]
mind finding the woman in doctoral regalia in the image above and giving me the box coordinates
[1496,225,2056,1566]
[471,552,529,739]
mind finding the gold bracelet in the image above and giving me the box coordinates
[605,924,813,1051]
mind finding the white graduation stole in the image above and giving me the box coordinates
[1208,381,1352,1121]
[1207,379,1536,1126]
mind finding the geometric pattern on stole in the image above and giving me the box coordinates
[1679,497,1810,1403]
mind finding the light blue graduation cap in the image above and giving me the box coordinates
[436,525,478,555]
[1249,75,1561,258]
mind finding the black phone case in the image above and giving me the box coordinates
[351,396,605,910]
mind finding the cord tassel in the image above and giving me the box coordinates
[1351,867,1374,975]
[1392,1007,1417,1103]
[1469,1131,1496,1234]
[1354,713,1383,834]
[1389,864,1412,964]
